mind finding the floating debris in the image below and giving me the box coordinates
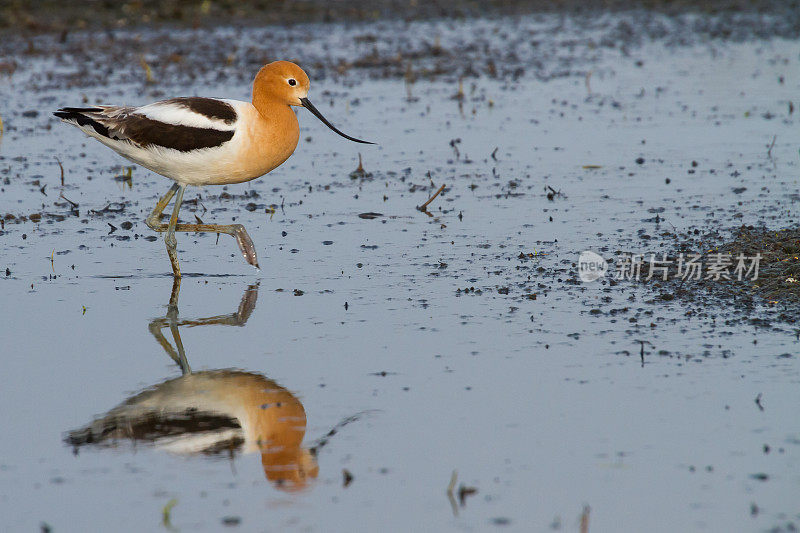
[545,185,567,200]
[458,484,477,506]
[449,138,461,159]
[221,516,241,527]
[342,469,354,488]
[89,203,126,215]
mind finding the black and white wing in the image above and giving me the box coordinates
[54,97,239,152]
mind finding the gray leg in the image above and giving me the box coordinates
[165,185,186,277]
[145,183,180,231]
[148,277,191,375]
[145,183,259,272]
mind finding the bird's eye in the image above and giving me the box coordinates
[288,78,297,86]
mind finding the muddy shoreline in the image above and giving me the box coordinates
[3,0,800,37]
[3,6,800,95]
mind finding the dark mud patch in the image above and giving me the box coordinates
[635,225,800,324]
[719,226,800,301]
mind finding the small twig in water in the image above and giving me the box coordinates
[449,138,461,159]
[580,505,591,533]
[55,156,64,186]
[59,191,78,209]
[458,484,478,506]
[114,166,133,185]
[452,78,464,102]
[140,56,155,84]
[162,499,178,532]
[546,185,567,200]
[636,340,652,367]
[349,153,372,179]
[89,203,125,215]
[446,470,458,516]
[404,63,416,101]
[767,135,776,159]
[418,184,446,212]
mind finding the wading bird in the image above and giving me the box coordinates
[67,369,320,491]
[55,61,372,277]
[66,281,369,491]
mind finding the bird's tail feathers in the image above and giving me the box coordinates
[54,107,110,137]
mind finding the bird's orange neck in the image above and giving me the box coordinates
[248,99,299,154]
[252,94,292,120]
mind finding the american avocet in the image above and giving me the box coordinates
[66,369,319,491]
[55,61,373,277]
[67,282,317,490]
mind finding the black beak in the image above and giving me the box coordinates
[300,97,374,144]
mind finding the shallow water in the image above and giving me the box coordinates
[1,12,799,533]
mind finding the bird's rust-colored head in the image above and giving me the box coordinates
[253,61,310,107]
[252,60,374,144]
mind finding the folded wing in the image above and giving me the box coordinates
[54,97,238,153]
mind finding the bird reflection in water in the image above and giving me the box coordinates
[65,279,318,492]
